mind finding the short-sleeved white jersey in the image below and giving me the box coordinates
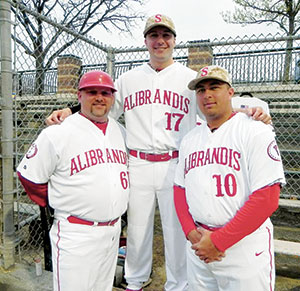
[17,113,129,221]
[174,113,285,227]
[110,62,201,152]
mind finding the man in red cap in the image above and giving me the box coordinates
[17,71,129,291]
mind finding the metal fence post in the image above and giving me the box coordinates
[0,0,16,269]
[106,46,115,79]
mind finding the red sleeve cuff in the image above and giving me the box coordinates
[17,172,48,207]
[211,184,280,252]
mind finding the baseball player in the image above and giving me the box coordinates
[174,65,286,291]
[45,15,272,291]
[17,71,129,291]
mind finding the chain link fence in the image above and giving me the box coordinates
[1,2,299,270]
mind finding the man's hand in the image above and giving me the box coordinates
[45,108,72,126]
[191,228,225,264]
[187,229,202,244]
[246,107,271,124]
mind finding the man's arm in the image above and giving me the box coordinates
[45,107,74,125]
[191,184,280,263]
[192,183,280,260]
[210,183,280,252]
[174,185,225,262]
[234,106,272,124]
[173,185,198,242]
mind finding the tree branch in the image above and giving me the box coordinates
[223,0,300,35]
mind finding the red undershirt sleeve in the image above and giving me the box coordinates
[17,172,48,207]
[211,183,280,252]
[173,185,197,237]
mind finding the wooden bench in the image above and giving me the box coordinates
[275,239,300,257]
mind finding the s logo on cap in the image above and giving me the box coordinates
[155,14,162,23]
[200,67,209,77]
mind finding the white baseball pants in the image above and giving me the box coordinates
[50,216,121,291]
[186,220,275,291]
[125,156,188,291]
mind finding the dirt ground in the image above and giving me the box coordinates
[115,209,300,291]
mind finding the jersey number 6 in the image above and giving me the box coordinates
[120,171,129,189]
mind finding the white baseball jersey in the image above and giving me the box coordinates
[175,113,285,227]
[17,113,129,221]
[232,96,270,114]
[110,62,202,152]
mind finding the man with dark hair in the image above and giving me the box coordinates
[174,65,285,291]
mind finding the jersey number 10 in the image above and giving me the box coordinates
[213,174,237,197]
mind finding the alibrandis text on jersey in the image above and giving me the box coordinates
[123,88,190,114]
[184,146,241,176]
[175,113,285,227]
[70,147,127,176]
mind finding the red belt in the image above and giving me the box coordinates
[129,149,179,162]
[195,222,221,231]
[67,216,119,226]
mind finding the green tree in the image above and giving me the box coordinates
[222,0,300,83]
[12,0,145,95]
